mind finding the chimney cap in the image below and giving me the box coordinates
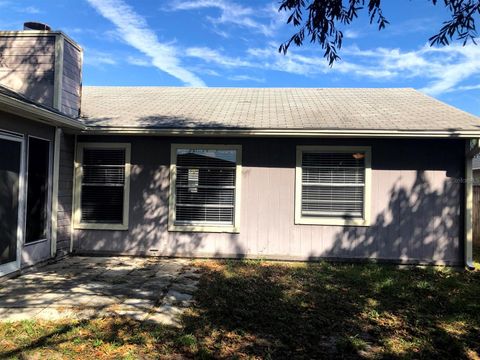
[23,21,51,31]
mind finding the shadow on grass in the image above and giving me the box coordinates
[182,260,480,359]
[0,317,182,359]
[1,261,479,359]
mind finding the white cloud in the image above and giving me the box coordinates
[344,30,360,39]
[243,42,480,95]
[126,56,150,67]
[186,47,252,67]
[453,84,480,92]
[83,49,117,67]
[342,42,480,95]
[23,6,41,14]
[169,0,281,37]
[228,75,265,82]
[245,45,394,79]
[182,40,479,96]
[87,0,205,87]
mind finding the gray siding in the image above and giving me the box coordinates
[73,136,465,265]
[56,133,74,256]
[0,35,56,106]
[61,40,81,117]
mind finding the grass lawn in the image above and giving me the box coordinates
[1,252,479,359]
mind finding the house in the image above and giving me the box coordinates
[1,24,479,277]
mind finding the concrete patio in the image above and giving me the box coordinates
[0,256,201,326]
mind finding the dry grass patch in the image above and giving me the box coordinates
[1,254,479,359]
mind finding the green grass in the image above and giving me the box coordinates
[1,254,479,359]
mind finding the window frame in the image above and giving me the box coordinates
[168,143,242,233]
[74,142,131,230]
[295,145,372,226]
[24,135,53,245]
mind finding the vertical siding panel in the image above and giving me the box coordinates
[56,133,74,257]
[420,171,435,261]
[291,220,302,257]
[240,165,252,255]
[276,167,292,256]
[310,225,321,258]
[299,225,311,258]
[256,167,269,256]
[61,41,82,118]
[473,186,480,247]
[267,168,280,255]
[447,179,461,262]
[248,167,259,256]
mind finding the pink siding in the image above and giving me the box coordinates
[0,35,56,106]
[74,136,464,265]
[61,40,81,117]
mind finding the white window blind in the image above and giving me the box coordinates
[301,151,366,218]
[80,148,126,224]
[174,148,237,226]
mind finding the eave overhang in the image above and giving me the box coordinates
[80,127,480,139]
[0,92,86,130]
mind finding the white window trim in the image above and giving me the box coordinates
[295,145,372,226]
[74,142,131,230]
[168,143,242,233]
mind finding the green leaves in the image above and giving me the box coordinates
[279,0,479,64]
[279,0,388,65]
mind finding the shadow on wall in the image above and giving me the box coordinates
[0,36,55,106]
[79,163,245,258]
[312,170,462,264]
[74,137,464,264]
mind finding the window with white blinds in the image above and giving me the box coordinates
[296,146,371,226]
[75,143,131,230]
[169,145,241,232]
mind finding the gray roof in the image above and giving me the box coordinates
[80,87,479,131]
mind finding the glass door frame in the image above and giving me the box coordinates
[23,135,53,246]
[0,131,25,277]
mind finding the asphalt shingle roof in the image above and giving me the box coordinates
[80,87,480,131]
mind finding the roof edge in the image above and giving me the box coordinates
[0,30,82,51]
[82,127,480,138]
[0,92,86,130]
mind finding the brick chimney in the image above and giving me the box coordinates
[0,22,83,117]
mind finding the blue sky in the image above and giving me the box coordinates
[1,0,479,115]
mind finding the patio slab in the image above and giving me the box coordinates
[0,256,200,326]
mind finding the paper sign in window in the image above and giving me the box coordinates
[188,168,199,193]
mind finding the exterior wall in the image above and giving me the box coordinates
[73,136,465,265]
[56,133,74,256]
[0,111,55,266]
[61,40,82,117]
[473,185,480,247]
[473,169,480,185]
[0,32,82,117]
[0,35,56,106]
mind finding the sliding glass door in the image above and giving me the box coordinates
[0,133,23,276]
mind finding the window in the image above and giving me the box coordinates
[169,144,242,232]
[295,146,371,226]
[25,137,50,244]
[74,143,131,230]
